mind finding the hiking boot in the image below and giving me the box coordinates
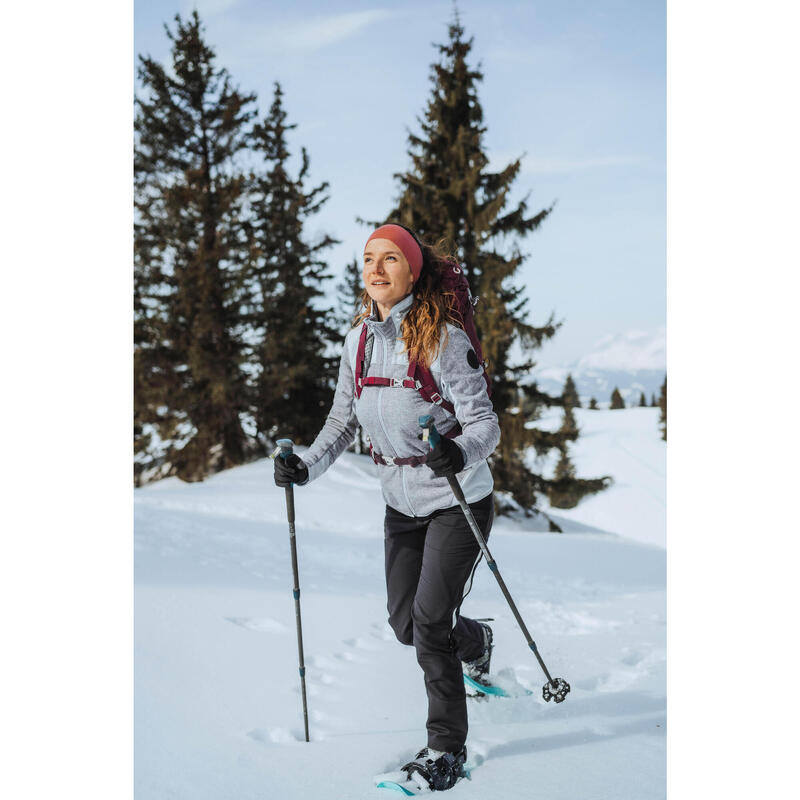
[401,745,468,791]
[462,622,493,685]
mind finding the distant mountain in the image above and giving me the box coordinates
[528,327,666,407]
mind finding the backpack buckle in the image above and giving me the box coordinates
[383,455,396,466]
[391,378,404,387]
[430,392,443,405]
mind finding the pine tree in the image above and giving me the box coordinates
[558,402,579,440]
[658,375,667,440]
[638,391,647,407]
[332,255,370,454]
[547,449,575,509]
[243,82,340,446]
[335,256,364,336]
[562,373,581,408]
[589,397,598,410]
[610,387,625,409]
[360,8,608,514]
[518,380,550,420]
[547,446,611,509]
[651,392,657,407]
[135,11,256,482]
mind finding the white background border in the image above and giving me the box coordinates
[2,0,799,796]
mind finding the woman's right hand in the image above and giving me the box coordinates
[273,453,309,487]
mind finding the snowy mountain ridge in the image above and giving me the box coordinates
[530,326,666,405]
[575,327,665,371]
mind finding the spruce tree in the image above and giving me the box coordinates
[658,375,667,440]
[562,373,581,408]
[638,391,647,407]
[547,446,611,509]
[333,255,370,454]
[558,402,579,440]
[243,82,340,446]
[610,387,625,409]
[519,380,552,420]
[135,11,256,481]
[651,392,657,407]
[589,397,598,410]
[360,8,608,514]
[547,449,575,510]
[335,256,364,336]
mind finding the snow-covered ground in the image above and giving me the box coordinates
[135,407,665,798]
[531,406,666,549]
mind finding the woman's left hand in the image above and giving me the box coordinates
[424,437,465,477]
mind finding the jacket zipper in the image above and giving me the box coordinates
[375,332,417,516]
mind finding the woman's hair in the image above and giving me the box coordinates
[354,226,462,368]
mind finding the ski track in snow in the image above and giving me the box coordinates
[135,411,666,799]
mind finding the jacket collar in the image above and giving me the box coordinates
[366,292,414,336]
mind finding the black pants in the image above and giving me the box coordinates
[384,493,494,752]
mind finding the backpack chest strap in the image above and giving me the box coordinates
[353,322,457,416]
[358,375,420,390]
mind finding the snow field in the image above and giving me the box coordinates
[135,408,665,798]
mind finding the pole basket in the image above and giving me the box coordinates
[542,677,570,704]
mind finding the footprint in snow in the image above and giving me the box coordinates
[370,621,396,642]
[301,668,338,689]
[620,647,646,667]
[343,636,378,651]
[225,616,287,634]
[308,654,344,671]
[247,727,308,744]
[333,650,366,664]
[589,648,664,692]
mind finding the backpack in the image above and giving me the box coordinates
[353,261,491,429]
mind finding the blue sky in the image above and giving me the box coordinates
[134,0,665,365]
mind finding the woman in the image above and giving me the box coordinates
[273,223,501,792]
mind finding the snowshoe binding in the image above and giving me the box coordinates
[400,746,468,792]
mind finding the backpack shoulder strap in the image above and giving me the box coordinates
[354,323,369,398]
[409,360,456,416]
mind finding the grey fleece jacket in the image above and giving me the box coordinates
[299,292,501,517]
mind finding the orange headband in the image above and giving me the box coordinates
[365,224,424,283]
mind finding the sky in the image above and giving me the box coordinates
[134,0,665,366]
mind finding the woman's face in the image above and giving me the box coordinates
[362,238,415,314]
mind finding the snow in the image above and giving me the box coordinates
[135,406,665,798]
[533,405,666,549]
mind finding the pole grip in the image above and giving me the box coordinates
[418,414,441,449]
[276,438,297,522]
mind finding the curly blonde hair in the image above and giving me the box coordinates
[353,234,463,368]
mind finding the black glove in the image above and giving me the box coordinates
[424,436,465,477]
[273,453,309,487]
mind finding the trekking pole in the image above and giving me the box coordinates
[419,415,571,704]
[273,438,310,741]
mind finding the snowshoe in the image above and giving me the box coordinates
[462,622,493,687]
[400,745,468,792]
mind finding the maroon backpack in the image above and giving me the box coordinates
[354,261,491,424]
